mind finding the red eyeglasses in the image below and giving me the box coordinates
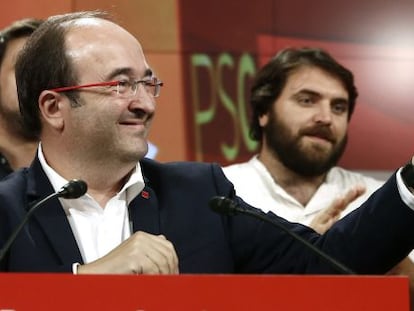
[48,77,164,98]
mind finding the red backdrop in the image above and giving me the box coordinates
[1,0,414,170]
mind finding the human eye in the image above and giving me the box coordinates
[331,101,348,114]
[139,78,157,93]
[137,77,163,97]
[141,77,157,86]
[117,80,131,94]
[296,94,314,106]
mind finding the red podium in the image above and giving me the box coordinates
[0,273,409,310]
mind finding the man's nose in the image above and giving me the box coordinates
[313,103,332,124]
[129,88,156,113]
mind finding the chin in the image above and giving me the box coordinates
[134,143,148,158]
[305,143,332,154]
[118,144,147,162]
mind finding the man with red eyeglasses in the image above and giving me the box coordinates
[2,10,414,277]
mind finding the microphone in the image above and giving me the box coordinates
[57,179,88,199]
[209,196,355,275]
[0,179,88,263]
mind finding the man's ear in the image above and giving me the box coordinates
[259,113,269,127]
[38,90,65,131]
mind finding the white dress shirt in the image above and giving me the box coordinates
[223,156,386,225]
[37,144,145,264]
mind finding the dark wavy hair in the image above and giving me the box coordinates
[249,47,358,141]
[15,11,111,139]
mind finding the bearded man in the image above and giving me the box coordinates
[224,47,414,279]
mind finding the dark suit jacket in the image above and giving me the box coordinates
[1,157,414,274]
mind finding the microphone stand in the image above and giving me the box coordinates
[240,207,355,274]
[0,179,87,264]
[0,192,59,263]
[210,196,355,275]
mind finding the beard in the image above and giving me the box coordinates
[0,103,38,142]
[263,113,347,177]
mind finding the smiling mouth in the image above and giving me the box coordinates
[119,115,148,127]
[119,123,148,134]
[120,120,145,126]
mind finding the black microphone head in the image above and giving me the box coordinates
[209,196,239,216]
[58,179,88,199]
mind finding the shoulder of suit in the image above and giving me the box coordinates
[140,158,221,177]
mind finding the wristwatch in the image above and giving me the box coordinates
[401,161,414,190]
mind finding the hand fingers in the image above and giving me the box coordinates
[326,197,346,216]
[309,185,368,234]
[77,232,179,275]
[314,197,344,223]
[324,184,367,218]
[130,232,179,275]
[342,185,366,206]
[141,234,179,274]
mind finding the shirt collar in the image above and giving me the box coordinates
[37,143,145,204]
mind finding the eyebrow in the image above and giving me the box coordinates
[294,89,349,103]
[105,67,154,81]
[293,89,321,98]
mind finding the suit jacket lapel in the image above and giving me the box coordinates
[27,157,83,265]
[129,185,161,235]
[25,156,161,264]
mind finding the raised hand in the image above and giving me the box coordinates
[309,185,366,234]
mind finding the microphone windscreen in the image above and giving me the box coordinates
[58,179,88,199]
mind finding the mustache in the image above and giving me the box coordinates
[299,126,336,143]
